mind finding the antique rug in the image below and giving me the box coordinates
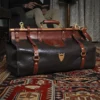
[0,47,100,100]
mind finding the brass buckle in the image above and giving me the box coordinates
[33,56,40,61]
[81,52,86,57]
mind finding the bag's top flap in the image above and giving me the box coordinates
[43,39,65,47]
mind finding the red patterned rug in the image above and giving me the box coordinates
[0,47,100,100]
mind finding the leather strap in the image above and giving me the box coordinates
[14,29,20,42]
[15,32,20,42]
[37,28,43,42]
[61,28,66,41]
[27,28,39,74]
[81,28,92,41]
[73,34,86,69]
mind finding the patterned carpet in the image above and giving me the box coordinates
[0,47,100,100]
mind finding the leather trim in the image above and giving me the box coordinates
[37,28,42,42]
[10,29,83,41]
[43,39,65,47]
[15,32,19,42]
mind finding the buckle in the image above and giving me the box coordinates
[33,56,40,61]
[81,52,86,57]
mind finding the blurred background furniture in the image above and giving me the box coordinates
[0,0,37,28]
[0,7,10,60]
[58,0,77,27]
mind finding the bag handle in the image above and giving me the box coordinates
[40,20,61,28]
[40,20,60,25]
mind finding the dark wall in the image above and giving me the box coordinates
[0,0,9,8]
[0,0,10,59]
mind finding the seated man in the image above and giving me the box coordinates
[10,0,61,28]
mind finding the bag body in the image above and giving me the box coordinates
[6,26,96,76]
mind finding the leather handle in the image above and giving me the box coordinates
[40,20,60,25]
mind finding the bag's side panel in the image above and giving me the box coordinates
[6,38,96,76]
[6,42,18,74]
[80,40,96,68]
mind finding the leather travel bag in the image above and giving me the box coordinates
[6,20,96,76]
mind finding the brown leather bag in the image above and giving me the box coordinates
[6,20,96,76]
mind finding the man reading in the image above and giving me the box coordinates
[10,0,61,28]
